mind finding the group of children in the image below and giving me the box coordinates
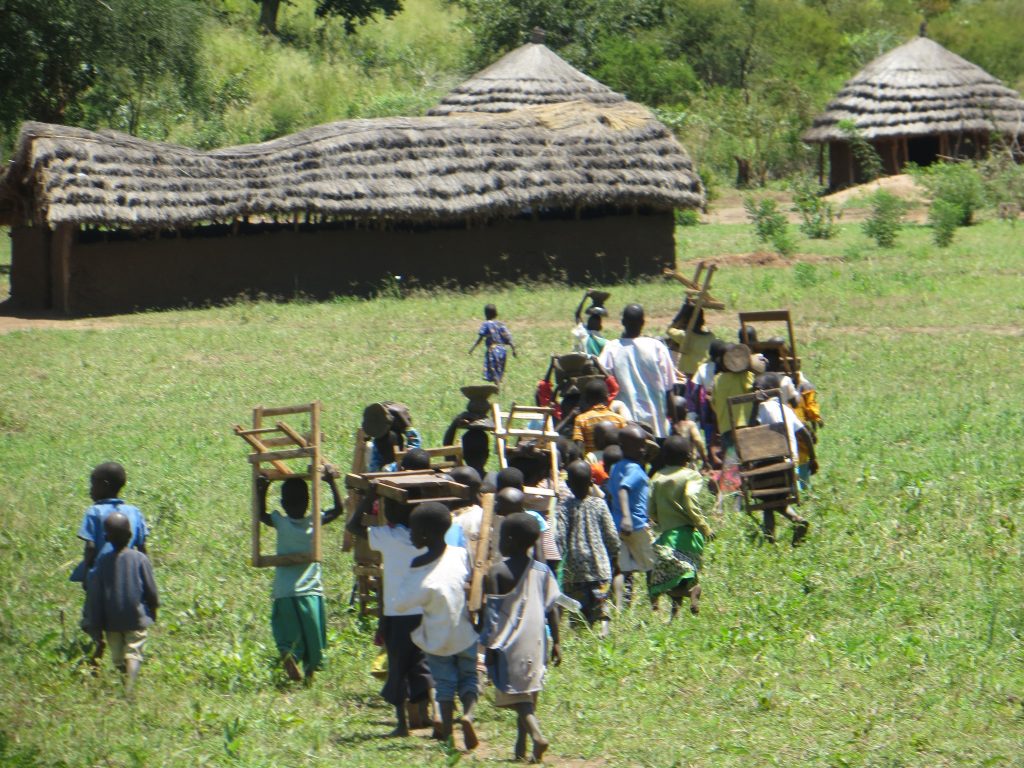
[69,297,821,762]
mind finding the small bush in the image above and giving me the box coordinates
[908,161,985,226]
[839,120,882,181]
[674,208,700,226]
[791,178,837,239]
[862,190,905,248]
[929,198,962,247]
[744,196,794,255]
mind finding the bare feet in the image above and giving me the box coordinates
[792,520,810,547]
[531,737,549,763]
[689,584,702,615]
[385,726,409,738]
[460,718,479,750]
[514,734,527,761]
[282,655,301,682]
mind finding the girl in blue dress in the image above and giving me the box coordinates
[469,304,517,387]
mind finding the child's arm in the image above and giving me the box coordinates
[617,487,633,534]
[320,465,345,525]
[345,491,375,539]
[256,475,274,527]
[141,556,160,623]
[547,606,561,666]
[468,333,483,354]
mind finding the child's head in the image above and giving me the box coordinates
[383,499,412,528]
[585,306,605,331]
[461,427,489,471]
[671,301,705,331]
[281,477,309,518]
[618,425,647,462]
[593,421,620,450]
[498,512,540,557]
[401,448,431,471]
[708,339,728,367]
[582,377,609,409]
[602,444,623,474]
[103,511,132,549]
[448,465,482,503]
[557,437,582,468]
[484,303,498,320]
[660,434,693,468]
[740,325,758,344]
[90,462,126,501]
[496,467,525,492]
[494,487,525,517]
[409,501,452,549]
[566,460,592,500]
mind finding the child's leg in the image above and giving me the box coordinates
[424,653,457,740]
[514,701,548,763]
[380,617,410,736]
[761,509,776,543]
[688,582,702,615]
[271,598,304,681]
[122,630,147,695]
[455,647,479,750]
[777,505,810,545]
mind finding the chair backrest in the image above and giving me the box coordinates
[734,425,790,464]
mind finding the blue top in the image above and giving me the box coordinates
[82,548,159,634]
[271,511,323,599]
[479,320,512,347]
[605,459,650,531]
[444,519,468,548]
[369,428,423,473]
[70,499,148,582]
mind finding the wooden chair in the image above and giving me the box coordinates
[738,309,801,376]
[727,390,800,514]
[233,403,327,568]
[394,444,464,469]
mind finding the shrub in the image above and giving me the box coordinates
[791,177,837,239]
[929,198,962,247]
[675,208,700,226]
[862,190,905,248]
[908,160,985,226]
[839,119,882,182]
[744,196,794,255]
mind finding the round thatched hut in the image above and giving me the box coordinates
[0,98,703,314]
[428,40,626,116]
[803,35,1024,190]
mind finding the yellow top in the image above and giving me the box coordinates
[666,327,715,376]
[710,371,754,434]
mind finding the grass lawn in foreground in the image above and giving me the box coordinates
[0,221,1021,766]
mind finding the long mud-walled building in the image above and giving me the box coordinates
[0,43,703,315]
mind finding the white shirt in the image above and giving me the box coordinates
[571,323,589,354]
[454,504,484,547]
[756,400,804,461]
[394,545,479,656]
[368,525,425,617]
[778,375,799,405]
[598,336,677,437]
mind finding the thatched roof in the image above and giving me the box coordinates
[0,101,703,229]
[803,36,1024,143]
[428,43,625,116]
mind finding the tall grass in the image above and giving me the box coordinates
[0,222,1021,766]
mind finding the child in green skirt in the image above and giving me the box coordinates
[257,467,343,683]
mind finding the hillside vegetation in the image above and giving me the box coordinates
[3,0,1024,183]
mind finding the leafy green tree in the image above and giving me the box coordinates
[253,0,402,36]
[592,33,697,106]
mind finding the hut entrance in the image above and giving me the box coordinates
[907,135,940,166]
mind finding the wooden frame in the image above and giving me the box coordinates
[234,402,323,568]
[393,444,464,469]
[468,403,560,612]
[738,309,801,376]
[727,389,800,513]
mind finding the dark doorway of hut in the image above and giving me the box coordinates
[907,136,940,167]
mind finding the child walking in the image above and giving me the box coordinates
[555,461,619,636]
[483,513,562,763]
[348,494,436,736]
[71,462,148,664]
[257,467,344,683]
[469,304,517,387]
[81,511,159,697]
[394,503,481,750]
[605,425,656,610]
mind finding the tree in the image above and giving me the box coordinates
[253,0,403,37]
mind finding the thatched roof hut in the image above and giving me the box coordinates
[429,42,626,116]
[0,100,703,314]
[803,35,1024,190]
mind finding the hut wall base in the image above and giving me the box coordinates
[8,225,51,310]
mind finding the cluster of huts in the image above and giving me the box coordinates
[0,31,1022,315]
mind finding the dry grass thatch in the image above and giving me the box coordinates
[0,101,702,230]
[428,43,626,116]
[803,36,1024,142]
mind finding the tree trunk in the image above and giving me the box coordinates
[258,0,281,35]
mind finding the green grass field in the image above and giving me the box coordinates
[1,221,1022,767]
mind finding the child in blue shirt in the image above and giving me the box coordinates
[605,426,655,609]
[70,462,148,664]
[257,466,344,684]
